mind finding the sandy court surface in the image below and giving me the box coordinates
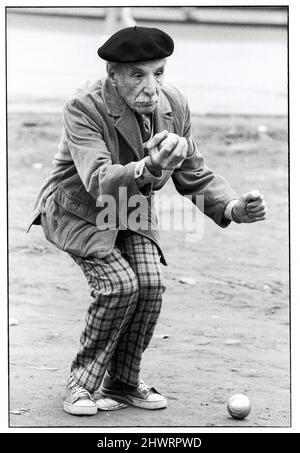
[8,112,289,427]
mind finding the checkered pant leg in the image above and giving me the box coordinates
[107,233,166,386]
[68,247,139,393]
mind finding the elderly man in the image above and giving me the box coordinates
[27,26,266,416]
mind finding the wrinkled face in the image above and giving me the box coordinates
[109,59,166,114]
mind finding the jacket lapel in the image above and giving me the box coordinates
[153,89,174,134]
[103,78,143,160]
[115,107,143,160]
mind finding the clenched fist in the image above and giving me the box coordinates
[233,190,267,223]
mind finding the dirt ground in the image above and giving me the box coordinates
[8,112,289,428]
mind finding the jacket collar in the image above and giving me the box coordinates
[103,77,173,160]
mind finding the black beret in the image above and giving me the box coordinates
[97,26,174,63]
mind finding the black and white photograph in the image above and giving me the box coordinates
[5,3,293,432]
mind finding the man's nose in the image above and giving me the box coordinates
[143,75,157,97]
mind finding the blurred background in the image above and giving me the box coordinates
[7,6,287,115]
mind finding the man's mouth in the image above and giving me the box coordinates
[135,100,157,108]
[136,101,155,105]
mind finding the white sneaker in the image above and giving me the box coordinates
[63,379,97,416]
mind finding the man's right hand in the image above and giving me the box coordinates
[145,131,188,173]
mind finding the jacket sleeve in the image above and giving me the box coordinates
[63,97,152,203]
[171,96,237,228]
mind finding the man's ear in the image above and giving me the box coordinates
[107,66,117,87]
[109,72,117,87]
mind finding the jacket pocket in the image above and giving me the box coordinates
[41,193,119,258]
[41,196,74,251]
[54,186,99,224]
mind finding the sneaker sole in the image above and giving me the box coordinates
[96,397,128,411]
[63,401,98,416]
[101,388,167,410]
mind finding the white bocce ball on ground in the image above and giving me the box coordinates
[227,394,251,420]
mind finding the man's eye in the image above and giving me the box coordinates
[155,71,163,77]
[133,73,142,79]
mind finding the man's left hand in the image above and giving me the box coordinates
[233,190,267,223]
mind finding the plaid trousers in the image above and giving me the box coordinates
[68,232,166,392]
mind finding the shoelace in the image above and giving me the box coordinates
[138,379,151,392]
[69,380,91,400]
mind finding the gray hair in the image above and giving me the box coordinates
[106,62,128,78]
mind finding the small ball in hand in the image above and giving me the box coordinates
[158,133,179,151]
